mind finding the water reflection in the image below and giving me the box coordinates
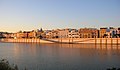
[54,43,120,50]
[0,43,120,70]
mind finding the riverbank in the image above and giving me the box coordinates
[0,38,120,44]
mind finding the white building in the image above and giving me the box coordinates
[68,29,79,38]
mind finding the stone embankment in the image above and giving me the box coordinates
[0,38,120,44]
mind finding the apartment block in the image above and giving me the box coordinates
[78,28,99,38]
[100,27,107,38]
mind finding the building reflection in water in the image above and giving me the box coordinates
[1,42,120,70]
[13,43,38,58]
[12,43,120,55]
[54,43,120,50]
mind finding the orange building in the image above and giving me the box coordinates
[28,31,36,38]
[78,28,99,38]
[99,28,107,38]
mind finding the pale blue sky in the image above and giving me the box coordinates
[0,0,120,32]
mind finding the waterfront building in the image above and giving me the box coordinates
[68,29,79,38]
[46,31,51,38]
[0,32,5,38]
[53,30,59,38]
[114,28,120,38]
[2,32,13,38]
[46,31,54,39]
[58,28,70,38]
[14,32,28,38]
[106,29,111,38]
[1,27,119,39]
[0,32,2,38]
[117,28,120,38]
[78,28,99,38]
[35,29,46,38]
[100,27,119,38]
[100,27,107,38]
[11,29,44,39]
[109,27,119,38]
[28,30,37,38]
[46,30,59,39]
[118,28,120,34]
[10,33,14,38]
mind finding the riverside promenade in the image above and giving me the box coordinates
[0,38,120,44]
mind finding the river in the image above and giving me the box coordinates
[0,43,120,70]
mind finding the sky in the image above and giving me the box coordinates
[0,0,120,32]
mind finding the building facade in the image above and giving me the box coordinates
[78,28,99,38]
[58,29,70,38]
[100,28,107,38]
[68,29,79,38]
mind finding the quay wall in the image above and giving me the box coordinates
[0,38,120,44]
[49,38,120,44]
[0,38,54,43]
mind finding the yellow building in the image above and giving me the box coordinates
[100,28,107,38]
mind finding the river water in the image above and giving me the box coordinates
[0,43,120,70]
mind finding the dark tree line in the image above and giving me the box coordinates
[0,59,27,70]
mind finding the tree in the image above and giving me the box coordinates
[0,59,18,70]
